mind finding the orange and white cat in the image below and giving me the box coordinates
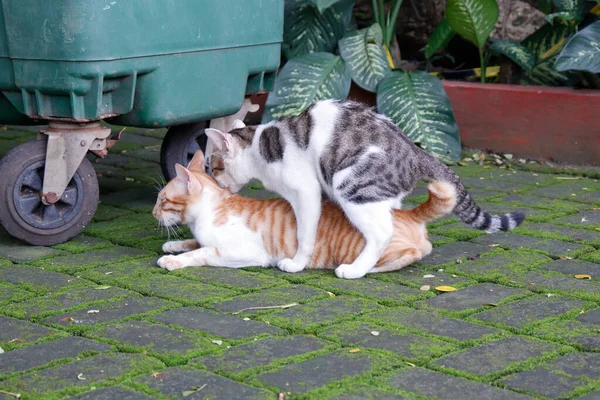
[152,151,456,277]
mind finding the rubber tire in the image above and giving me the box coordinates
[160,121,208,181]
[0,140,99,246]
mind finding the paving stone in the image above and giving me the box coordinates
[52,235,113,253]
[386,367,532,399]
[87,320,214,360]
[0,353,164,396]
[152,306,283,339]
[472,295,589,328]
[0,336,111,376]
[173,267,287,290]
[508,271,600,302]
[428,233,457,246]
[1,286,137,319]
[476,203,568,221]
[494,194,583,211]
[0,266,90,293]
[552,210,600,228]
[117,274,237,305]
[516,223,600,246]
[430,222,488,241]
[94,154,156,170]
[309,277,426,304]
[577,391,600,399]
[212,285,329,314]
[501,352,600,398]
[527,180,600,201]
[0,283,35,305]
[43,297,179,328]
[32,247,153,273]
[126,147,161,163]
[434,336,559,376]
[135,367,273,399]
[378,266,476,288]
[321,322,456,360]
[0,240,66,263]
[365,307,499,341]
[538,259,600,279]
[419,242,493,266]
[257,349,373,394]
[199,335,331,374]
[92,204,135,222]
[422,283,527,312]
[531,320,600,351]
[482,170,562,186]
[0,315,62,348]
[329,388,408,400]
[462,177,534,192]
[78,258,163,284]
[264,296,381,330]
[578,308,600,324]
[70,386,155,400]
[116,132,163,148]
[473,233,591,257]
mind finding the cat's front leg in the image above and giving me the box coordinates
[157,247,266,271]
[162,239,200,254]
[278,189,322,274]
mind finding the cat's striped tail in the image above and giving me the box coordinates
[429,166,525,233]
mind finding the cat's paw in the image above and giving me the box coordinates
[278,258,305,273]
[162,241,181,254]
[335,264,367,280]
[157,255,184,271]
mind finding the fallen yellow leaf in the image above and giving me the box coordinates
[574,274,592,280]
[435,286,457,292]
[348,348,361,353]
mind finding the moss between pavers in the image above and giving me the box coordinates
[92,204,135,222]
[171,267,288,294]
[84,213,166,252]
[51,235,114,254]
[247,348,405,399]
[430,223,488,241]
[0,282,37,306]
[0,257,13,266]
[0,352,165,400]
[580,250,600,264]
[513,223,600,249]
[77,258,166,286]
[305,276,433,306]
[247,267,331,284]
[0,286,139,321]
[530,319,600,351]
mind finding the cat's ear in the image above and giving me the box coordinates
[232,119,246,130]
[175,164,202,194]
[205,128,233,153]
[188,150,205,171]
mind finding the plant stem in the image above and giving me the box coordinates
[386,0,404,47]
[479,48,486,83]
[372,0,380,27]
[378,0,385,35]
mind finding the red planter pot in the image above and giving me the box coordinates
[443,81,600,166]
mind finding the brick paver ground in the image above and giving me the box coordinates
[0,126,599,399]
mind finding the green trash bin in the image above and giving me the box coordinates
[0,0,283,245]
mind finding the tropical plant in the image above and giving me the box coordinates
[555,19,600,73]
[264,0,462,161]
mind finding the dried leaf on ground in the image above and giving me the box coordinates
[348,348,361,353]
[435,286,457,292]
[420,285,431,291]
[574,274,592,279]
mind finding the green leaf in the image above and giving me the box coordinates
[552,0,585,20]
[521,20,577,86]
[312,0,340,12]
[283,0,355,60]
[446,0,499,50]
[339,23,390,92]
[262,53,352,122]
[555,20,600,73]
[489,39,536,71]
[376,70,461,161]
[423,20,456,59]
[545,11,579,24]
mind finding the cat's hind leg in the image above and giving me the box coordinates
[157,247,266,271]
[334,200,394,279]
[162,239,200,254]
[367,248,424,274]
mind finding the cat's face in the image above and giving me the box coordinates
[152,151,208,226]
[205,120,253,193]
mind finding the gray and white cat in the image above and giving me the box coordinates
[205,100,524,279]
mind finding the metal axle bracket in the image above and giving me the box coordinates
[41,122,111,205]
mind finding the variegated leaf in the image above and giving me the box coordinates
[423,19,455,59]
[339,24,389,92]
[521,20,577,86]
[489,39,536,72]
[262,53,352,122]
[552,0,585,20]
[312,0,340,12]
[376,71,461,161]
[283,0,355,60]
[555,20,600,73]
[545,12,579,24]
[446,0,499,49]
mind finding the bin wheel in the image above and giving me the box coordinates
[160,121,208,181]
[0,140,98,246]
